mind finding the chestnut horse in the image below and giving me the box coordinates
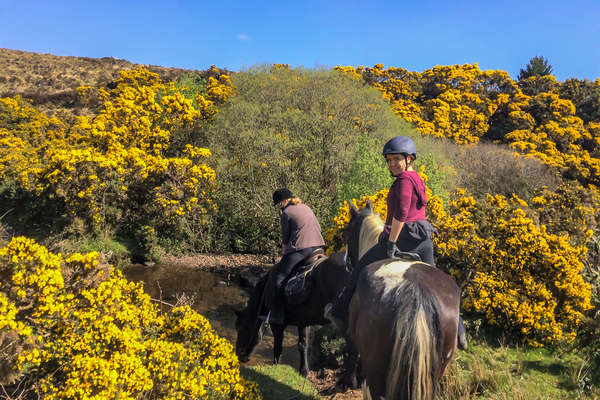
[234,251,360,386]
[344,201,460,400]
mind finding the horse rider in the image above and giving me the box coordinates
[261,188,326,325]
[325,136,468,350]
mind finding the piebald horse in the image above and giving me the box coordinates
[345,201,459,400]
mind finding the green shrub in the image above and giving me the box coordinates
[205,65,406,251]
[309,324,350,370]
[446,141,560,201]
[335,134,393,212]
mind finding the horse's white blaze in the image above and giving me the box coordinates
[374,261,414,299]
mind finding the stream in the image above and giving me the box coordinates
[123,262,303,369]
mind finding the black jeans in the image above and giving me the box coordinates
[263,246,320,310]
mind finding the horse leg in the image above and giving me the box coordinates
[297,325,310,377]
[337,336,361,389]
[271,323,285,365]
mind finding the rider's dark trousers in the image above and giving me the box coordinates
[263,246,319,311]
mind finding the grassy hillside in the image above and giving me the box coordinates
[0,47,225,117]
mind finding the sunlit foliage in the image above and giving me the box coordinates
[0,237,260,399]
[336,64,600,188]
[0,66,235,251]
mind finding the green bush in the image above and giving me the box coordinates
[309,324,350,370]
[445,141,560,201]
[205,65,406,252]
[335,134,393,212]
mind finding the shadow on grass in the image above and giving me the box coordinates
[241,365,320,400]
[521,359,581,391]
[521,360,567,376]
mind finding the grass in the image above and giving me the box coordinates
[58,234,131,268]
[438,337,600,400]
[241,365,320,400]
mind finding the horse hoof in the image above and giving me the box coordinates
[458,333,468,350]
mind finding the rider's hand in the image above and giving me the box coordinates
[378,231,389,244]
[386,241,399,258]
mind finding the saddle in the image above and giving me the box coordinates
[284,248,326,305]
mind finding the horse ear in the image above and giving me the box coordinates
[366,199,374,212]
[348,200,358,217]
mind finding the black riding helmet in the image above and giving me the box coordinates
[272,188,294,206]
[382,136,417,159]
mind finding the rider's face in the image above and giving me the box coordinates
[277,199,289,210]
[385,153,409,176]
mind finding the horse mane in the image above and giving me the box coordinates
[358,213,384,260]
[244,274,268,319]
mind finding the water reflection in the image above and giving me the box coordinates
[123,263,301,368]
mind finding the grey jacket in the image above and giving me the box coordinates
[280,203,325,254]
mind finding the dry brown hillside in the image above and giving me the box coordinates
[0,48,222,117]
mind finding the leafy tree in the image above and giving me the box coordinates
[518,56,553,81]
[205,66,408,252]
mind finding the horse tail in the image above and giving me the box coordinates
[386,278,441,400]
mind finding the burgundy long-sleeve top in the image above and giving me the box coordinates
[385,171,427,225]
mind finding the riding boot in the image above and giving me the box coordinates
[457,316,468,350]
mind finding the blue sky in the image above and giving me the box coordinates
[1,0,599,81]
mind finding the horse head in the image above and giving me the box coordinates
[234,282,266,363]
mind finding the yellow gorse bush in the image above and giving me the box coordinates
[0,66,234,239]
[431,190,593,346]
[335,63,516,145]
[0,237,261,399]
[336,64,600,187]
[325,169,593,346]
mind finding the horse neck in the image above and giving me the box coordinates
[315,253,350,293]
[247,275,268,317]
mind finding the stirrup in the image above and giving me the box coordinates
[258,312,270,322]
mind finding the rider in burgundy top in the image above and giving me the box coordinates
[326,136,467,350]
[386,170,426,227]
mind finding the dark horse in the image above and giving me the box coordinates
[344,201,460,400]
[234,251,359,384]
